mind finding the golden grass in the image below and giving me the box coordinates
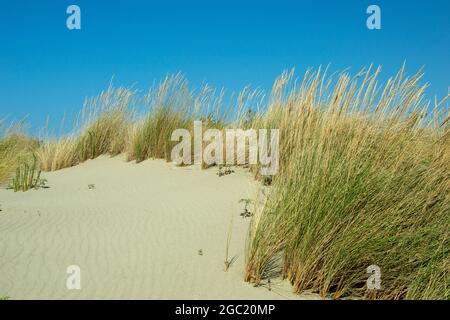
[0,120,39,184]
[244,66,450,299]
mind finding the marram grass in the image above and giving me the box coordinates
[0,122,39,184]
[244,66,449,300]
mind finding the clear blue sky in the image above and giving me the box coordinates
[1,0,449,132]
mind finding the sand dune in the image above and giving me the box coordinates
[0,156,317,300]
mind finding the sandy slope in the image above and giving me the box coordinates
[0,156,319,300]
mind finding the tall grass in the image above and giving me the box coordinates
[35,74,249,169]
[0,120,39,184]
[244,66,450,299]
[36,84,133,170]
[128,74,195,162]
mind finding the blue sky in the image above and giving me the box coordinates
[0,0,449,132]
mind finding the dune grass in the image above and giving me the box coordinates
[9,154,44,192]
[0,120,39,184]
[34,74,246,169]
[244,66,450,299]
[36,84,133,170]
[0,67,448,299]
[128,75,195,162]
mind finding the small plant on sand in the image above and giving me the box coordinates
[8,155,47,192]
[0,296,10,300]
[239,198,253,218]
[217,165,235,177]
[224,209,237,272]
[88,184,95,189]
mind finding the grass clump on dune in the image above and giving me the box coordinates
[9,154,47,192]
[127,73,256,165]
[73,85,132,162]
[244,66,450,300]
[36,84,133,171]
[128,74,195,162]
[0,121,39,184]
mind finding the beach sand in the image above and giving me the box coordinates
[0,156,318,300]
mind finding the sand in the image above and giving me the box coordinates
[0,156,318,300]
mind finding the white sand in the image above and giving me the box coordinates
[0,156,318,300]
